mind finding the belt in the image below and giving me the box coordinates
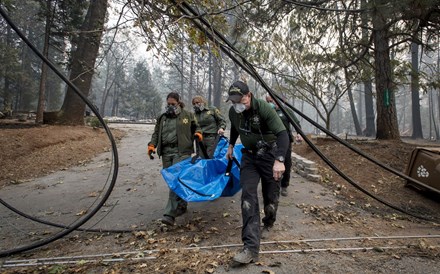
[241,142,276,155]
[203,133,217,137]
[164,143,177,148]
[241,148,256,154]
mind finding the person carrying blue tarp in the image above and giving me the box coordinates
[225,80,289,265]
[191,95,227,158]
[147,92,203,226]
[266,94,302,197]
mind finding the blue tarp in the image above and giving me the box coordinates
[161,137,243,202]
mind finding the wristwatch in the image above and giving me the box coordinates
[275,156,285,163]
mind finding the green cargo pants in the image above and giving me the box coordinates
[161,148,190,218]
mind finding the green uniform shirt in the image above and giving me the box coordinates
[195,107,227,135]
[276,107,300,142]
[229,97,286,151]
[161,117,177,145]
[149,108,201,157]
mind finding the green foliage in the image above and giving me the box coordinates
[120,61,162,119]
[131,0,228,61]
[86,116,107,128]
[0,0,91,114]
[48,264,65,274]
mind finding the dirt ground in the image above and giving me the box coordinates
[294,136,440,219]
[1,121,440,273]
[0,122,126,188]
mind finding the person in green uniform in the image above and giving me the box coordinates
[266,95,301,197]
[191,95,227,157]
[225,81,289,264]
[147,92,203,226]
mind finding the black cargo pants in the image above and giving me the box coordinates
[239,147,281,254]
[280,143,292,188]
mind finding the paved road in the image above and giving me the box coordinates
[2,124,440,273]
[0,124,330,248]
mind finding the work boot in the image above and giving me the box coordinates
[264,204,276,220]
[176,205,187,217]
[260,225,273,240]
[161,215,175,226]
[232,248,259,264]
[281,187,288,197]
[262,204,276,229]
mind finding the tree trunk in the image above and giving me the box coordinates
[347,86,362,135]
[45,0,108,125]
[180,42,184,101]
[429,89,439,140]
[335,102,340,134]
[300,100,304,129]
[358,83,364,130]
[17,22,32,111]
[3,26,15,116]
[111,82,120,116]
[325,112,331,132]
[361,0,375,137]
[343,66,361,136]
[212,54,222,108]
[371,3,400,140]
[208,52,212,105]
[411,41,423,139]
[363,80,376,136]
[437,89,440,140]
[189,50,194,100]
[36,0,53,124]
[335,3,361,136]
[99,61,115,117]
[436,47,440,141]
[99,80,115,117]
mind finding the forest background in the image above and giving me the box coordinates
[0,0,439,140]
[1,1,440,271]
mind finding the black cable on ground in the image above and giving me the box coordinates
[173,1,439,223]
[0,6,119,257]
[0,198,141,234]
[1,1,438,251]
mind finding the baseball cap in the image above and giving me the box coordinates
[226,81,249,103]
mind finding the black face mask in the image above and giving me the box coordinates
[165,105,180,117]
[193,104,204,113]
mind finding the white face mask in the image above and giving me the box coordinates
[233,103,246,113]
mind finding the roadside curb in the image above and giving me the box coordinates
[291,152,322,182]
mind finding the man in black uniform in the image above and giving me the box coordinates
[226,81,289,264]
